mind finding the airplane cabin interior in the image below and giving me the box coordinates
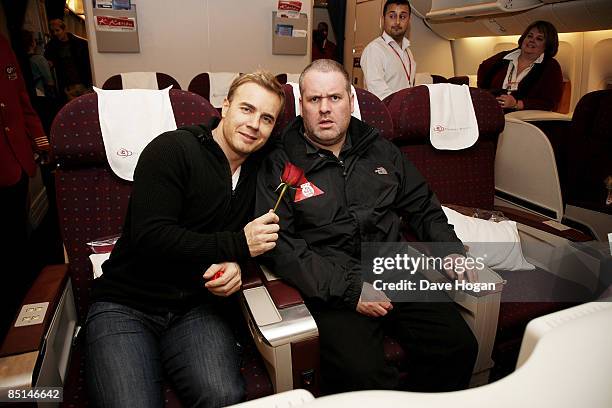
[0,0,611,406]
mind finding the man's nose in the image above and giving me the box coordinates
[246,114,260,130]
[319,98,331,113]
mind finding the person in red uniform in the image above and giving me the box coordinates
[0,33,50,337]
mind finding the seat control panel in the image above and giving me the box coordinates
[14,302,49,327]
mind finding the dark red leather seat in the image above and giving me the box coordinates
[383,85,594,381]
[566,89,612,215]
[187,73,211,101]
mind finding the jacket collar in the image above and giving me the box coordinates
[281,116,379,173]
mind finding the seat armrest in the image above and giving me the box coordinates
[242,260,264,289]
[265,280,304,309]
[0,264,69,357]
[505,110,572,122]
[247,262,306,309]
[240,279,318,393]
[0,264,76,391]
[495,205,592,242]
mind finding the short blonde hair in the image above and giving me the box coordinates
[227,70,285,114]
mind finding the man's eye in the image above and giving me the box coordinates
[241,106,251,113]
[263,117,273,125]
[331,95,340,101]
[311,97,319,102]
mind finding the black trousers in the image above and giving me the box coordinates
[309,300,478,394]
[0,171,30,338]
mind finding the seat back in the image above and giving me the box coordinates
[275,74,288,84]
[188,72,211,100]
[495,118,564,221]
[50,90,219,320]
[102,72,181,90]
[566,89,612,215]
[188,72,240,108]
[384,86,504,209]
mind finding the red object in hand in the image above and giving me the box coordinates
[281,162,305,187]
[212,270,224,280]
[274,162,306,212]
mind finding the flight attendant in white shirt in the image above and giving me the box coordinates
[360,0,416,100]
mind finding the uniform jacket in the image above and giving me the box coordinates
[0,35,45,187]
[255,116,463,309]
[477,49,563,111]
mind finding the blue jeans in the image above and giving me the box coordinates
[85,301,244,408]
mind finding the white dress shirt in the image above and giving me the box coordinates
[360,31,416,100]
[501,48,544,91]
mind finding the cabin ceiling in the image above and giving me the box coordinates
[411,0,612,39]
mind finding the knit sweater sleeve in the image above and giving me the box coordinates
[128,132,250,264]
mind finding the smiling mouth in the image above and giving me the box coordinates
[238,131,257,142]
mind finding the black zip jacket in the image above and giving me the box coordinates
[92,118,253,314]
[255,116,464,309]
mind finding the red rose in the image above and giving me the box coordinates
[281,162,305,187]
[274,162,305,212]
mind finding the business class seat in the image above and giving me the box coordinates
[563,89,612,237]
[499,88,610,241]
[0,90,274,406]
[383,85,597,381]
[102,72,182,90]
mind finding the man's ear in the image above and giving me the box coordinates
[350,91,355,114]
[221,98,229,118]
[299,97,303,116]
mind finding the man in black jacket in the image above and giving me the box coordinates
[87,71,284,407]
[256,60,477,393]
[45,18,92,101]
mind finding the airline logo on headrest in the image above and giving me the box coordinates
[117,148,133,157]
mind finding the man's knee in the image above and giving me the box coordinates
[322,351,398,392]
[210,379,244,407]
[186,373,244,407]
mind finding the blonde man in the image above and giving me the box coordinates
[87,71,284,407]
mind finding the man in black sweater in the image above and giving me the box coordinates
[87,71,284,407]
